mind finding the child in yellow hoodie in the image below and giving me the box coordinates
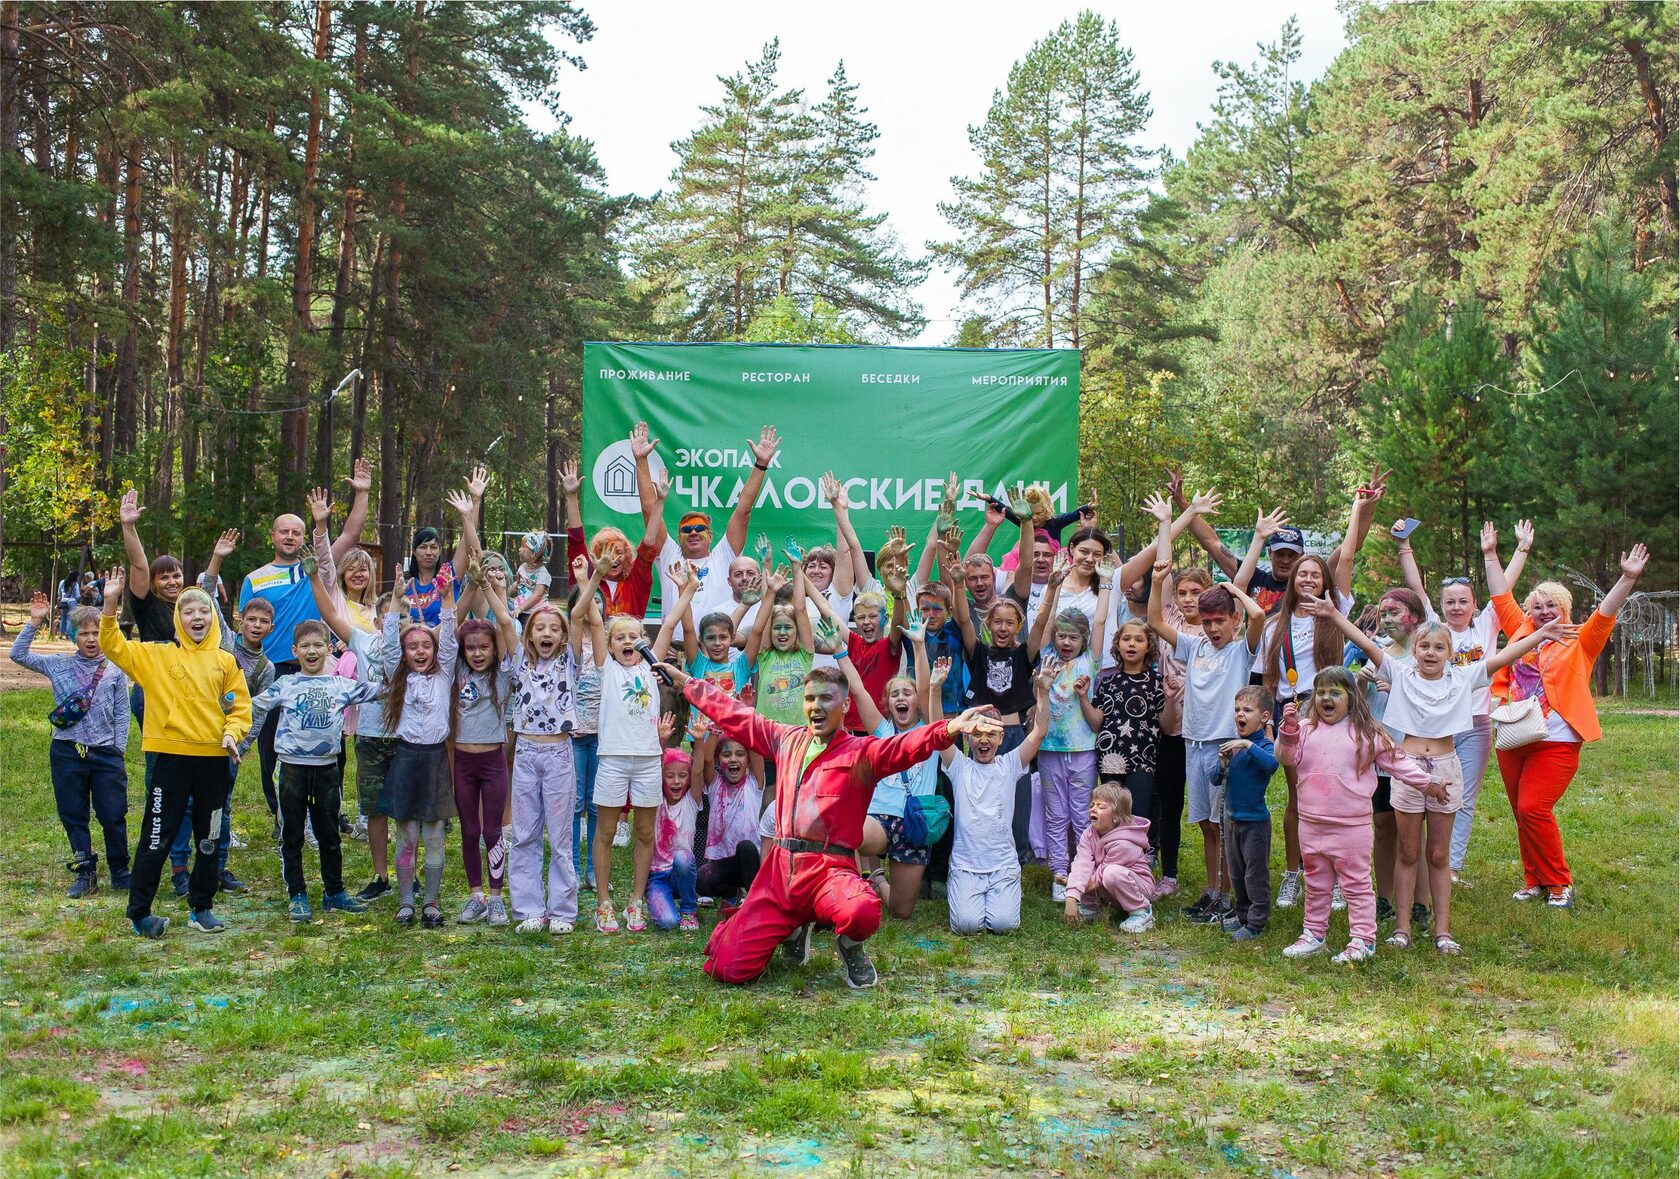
[99,568,252,938]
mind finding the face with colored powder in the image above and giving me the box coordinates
[1313,682,1350,724]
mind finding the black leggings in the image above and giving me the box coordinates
[696,839,761,901]
[1153,734,1186,878]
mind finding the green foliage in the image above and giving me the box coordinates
[741,296,868,345]
[1511,222,1679,591]
[632,42,924,341]
[1354,295,1515,584]
[932,10,1153,349]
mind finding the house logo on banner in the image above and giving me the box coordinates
[592,439,667,515]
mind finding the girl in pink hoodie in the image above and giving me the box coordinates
[1062,782,1156,933]
[1277,667,1444,964]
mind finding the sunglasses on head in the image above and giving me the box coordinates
[1441,576,1472,587]
[679,522,710,535]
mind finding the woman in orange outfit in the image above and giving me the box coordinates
[1482,524,1649,908]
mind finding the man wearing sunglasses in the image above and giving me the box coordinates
[636,422,783,636]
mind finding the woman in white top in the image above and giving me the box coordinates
[1395,519,1532,879]
[1313,599,1571,954]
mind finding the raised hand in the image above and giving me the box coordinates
[765,565,791,597]
[1514,519,1535,552]
[1535,618,1580,645]
[929,656,951,686]
[629,421,658,460]
[657,711,678,743]
[28,591,50,625]
[1166,468,1185,506]
[445,488,475,518]
[821,471,849,512]
[1189,487,1222,517]
[1354,466,1390,508]
[1255,506,1288,539]
[102,567,125,607]
[878,525,913,566]
[1078,493,1098,524]
[1096,553,1119,584]
[560,460,583,495]
[1142,491,1172,523]
[739,569,765,606]
[1032,661,1057,694]
[941,526,965,563]
[1073,673,1091,698]
[900,608,927,643]
[1479,521,1499,555]
[1298,593,1337,618]
[465,464,490,500]
[814,616,844,655]
[1282,701,1300,725]
[1048,552,1071,587]
[652,470,672,502]
[1151,559,1172,582]
[1008,483,1031,519]
[984,497,1006,528]
[213,528,240,559]
[754,533,771,569]
[783,536,805,566]
[347,457,373,494]
[665,561,691,590]
[306,486,332,527]
[948,706,1004,739]
[118,488,141,526]
[1621,543,1649,579]
[880,562,909,595]
[749,425,782,467]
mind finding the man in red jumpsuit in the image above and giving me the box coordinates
[658,659,999,987]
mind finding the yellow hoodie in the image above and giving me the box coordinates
[100,591,252,756]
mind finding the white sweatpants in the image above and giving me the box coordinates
[948,865,1022,935]
[509,740,578,924]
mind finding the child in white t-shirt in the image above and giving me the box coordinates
[935,663,1051,935]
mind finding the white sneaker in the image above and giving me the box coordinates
[1331,939,1376,964]
[1051,880,1068,902]
[549,919,574,935]
[515,916,548,933]
[1275,870,1302,908]
[1512,885,1544,901]
[1119,909,1155,933]
[1330,884,1347,911]
[227,829,247,850]
[1282,932,1326,959]
[613,820,630,848]
[487,897,509,927]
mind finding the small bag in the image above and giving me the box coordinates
[902,793,952,848]
[48,662,107,730]
[1490,695,1547,751]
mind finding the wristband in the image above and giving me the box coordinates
[833,647,850,660]
[754,460,769,471]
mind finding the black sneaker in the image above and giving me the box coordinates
[781,923,813,967]
[1183,893,1214,919]
[835,934,878,989]
[111,867,132,890]
[171,871,191,898]
[1411,902,1430,928]
[337,813,354,835]
[66,869,99,899]
[1376,897,1397,923]
[355,876,391,903]
[218,869,248,894]
[1186,896,1228,925]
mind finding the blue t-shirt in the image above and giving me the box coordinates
[687,648,753,740]
[867,719,940,819]
[925,620,968,716]
[1223,733,1279,822]
[239,561,319,662]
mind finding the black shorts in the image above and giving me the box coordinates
[1373,775,1393,815]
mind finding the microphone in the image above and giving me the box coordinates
[634,639,671,685]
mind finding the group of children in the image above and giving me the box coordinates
[15,427,1651,980]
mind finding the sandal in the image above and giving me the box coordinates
[395,904,415,926]
[1384,931,1411,949]
[1435,934,1463,956]
[421,903,443,929]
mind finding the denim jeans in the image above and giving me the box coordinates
[646,849,697,928]
[49,741,130,875]
[570,732,600,881]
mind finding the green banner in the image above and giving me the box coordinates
[581,342,1080,555]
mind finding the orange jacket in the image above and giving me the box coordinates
[1490,592,1614,743]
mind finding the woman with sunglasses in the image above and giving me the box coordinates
[1395,519,1531,883]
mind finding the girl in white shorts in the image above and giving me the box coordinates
[1311,602,1572,954]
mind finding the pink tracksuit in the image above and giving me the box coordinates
[1277,714,1435,946]
[1064,814,1154,913]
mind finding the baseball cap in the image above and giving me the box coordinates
[1268,527,1305,554]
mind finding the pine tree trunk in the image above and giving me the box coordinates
[286,0,331,496]
[0,0,18,350]
[316,18,365,485]
[114,141,143,456]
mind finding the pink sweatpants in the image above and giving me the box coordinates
[1300,817,1375,945]
[1091,863,1155,913]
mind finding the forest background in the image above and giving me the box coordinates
[2,1,1675,624]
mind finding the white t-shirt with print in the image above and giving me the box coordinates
[1251,589,1355,700]
[596,658,661,756]
[659,535,739,639]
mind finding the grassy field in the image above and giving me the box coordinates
[0,686,1674,1178]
